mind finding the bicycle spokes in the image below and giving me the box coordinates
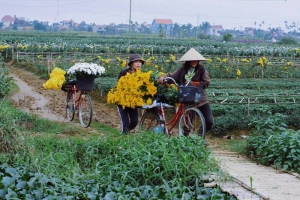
[178,107,206,138]
[78,94,93,128]
[66,92,75,121]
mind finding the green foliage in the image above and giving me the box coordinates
[223,33,233,42]
[0,98,235,198]
[246,113,300,173]
[0,164,236,199]
[278,37,298,45]
[248,110,287,134]
[0,62,13,98]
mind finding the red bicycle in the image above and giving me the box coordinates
[139,77,206,138]
[62,80,93,128]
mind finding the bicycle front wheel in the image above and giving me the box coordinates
[78,93,93,128]
[66,91,75,121]
[178,107,206,139]
[139,109,165,134]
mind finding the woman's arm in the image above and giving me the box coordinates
[201,70,211,89]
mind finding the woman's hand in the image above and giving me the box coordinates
[157,76,165,84]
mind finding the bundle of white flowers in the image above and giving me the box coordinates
[67,62,105,78]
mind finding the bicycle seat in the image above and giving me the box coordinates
[66,80,77,85]
[142,100,174,109]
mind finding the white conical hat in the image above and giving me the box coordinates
[178,48,206,62]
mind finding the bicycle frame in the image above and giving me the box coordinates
[159,103,182,135]
[71,85,84,110]
[158,103,197,136]
[65,81,93,128]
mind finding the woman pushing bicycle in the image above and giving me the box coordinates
[157,48,214,137]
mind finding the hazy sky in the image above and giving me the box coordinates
[1,0,299,30]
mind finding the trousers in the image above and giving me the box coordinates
[196,103,214,133]
[117,105,139,134]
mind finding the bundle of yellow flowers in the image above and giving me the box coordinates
[43,68,66,90]
[107,70,157,109]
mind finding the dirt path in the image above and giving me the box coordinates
[6,63,300,200]
[7,64,122,130]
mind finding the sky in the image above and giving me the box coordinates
[1,0,299,31]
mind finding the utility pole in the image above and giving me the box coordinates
[196,13,199,39]
[129,0,131,45]
[56,0,59,23]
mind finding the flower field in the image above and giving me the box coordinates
[1,32,300,198]
[2,32,299,134]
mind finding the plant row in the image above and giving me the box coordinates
[246,111,300,173]
[1,32,300,57]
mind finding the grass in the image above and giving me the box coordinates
[0,98,238,199]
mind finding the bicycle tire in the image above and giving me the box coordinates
[78,93,93,128]
[139,109,165,134]
[66,91,75,121]
[178,107,206,139]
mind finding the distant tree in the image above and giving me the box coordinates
[0,22,3,29]
[78,21,87,31]
[199,21,211,35]
[197,33,210,39]
[140,24,151,34]
[33,20,46,31]
[105,24,115,35]
[173,23,181,37]
[158,24,165,38]
[223,33,233,42]
[278,37,298,45]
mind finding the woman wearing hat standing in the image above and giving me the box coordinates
[158,48,214,137]
[117,54,144,134]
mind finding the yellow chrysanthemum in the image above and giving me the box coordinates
[107,70,157,109]
[43,68,66,90]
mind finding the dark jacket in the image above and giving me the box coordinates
[166,63,210,106]
[118,67,134,80]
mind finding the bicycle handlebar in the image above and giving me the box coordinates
[163,77,190,87]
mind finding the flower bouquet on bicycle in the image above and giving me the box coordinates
[63,63,105,128]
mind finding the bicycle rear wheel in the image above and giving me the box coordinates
[139,109,165,134]
[78,93,93,128]
[178,107,206,139]
[66,91,75,121]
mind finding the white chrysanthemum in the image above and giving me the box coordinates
[66,62,105,77]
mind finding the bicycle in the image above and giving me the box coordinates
[62,80,93,128]
[139,77,206,138]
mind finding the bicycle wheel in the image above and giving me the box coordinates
[66,91,75,121]
[78,93,93,128]
[178,107,206,139]
[139,109,165,134]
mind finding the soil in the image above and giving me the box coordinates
[5,61,300,199]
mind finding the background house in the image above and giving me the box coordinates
[151,19,173,36]
[244,27,255,36]
[93,24,106,33]
[1,15,14,29]
[209,25,223,36]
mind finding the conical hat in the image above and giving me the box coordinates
[178,48,206,62]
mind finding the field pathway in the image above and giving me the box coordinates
[213,150,300,200]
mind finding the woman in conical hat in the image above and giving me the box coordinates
[158,48,214,137]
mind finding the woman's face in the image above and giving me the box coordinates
[130,60,143,71]
[188,60,199,67]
